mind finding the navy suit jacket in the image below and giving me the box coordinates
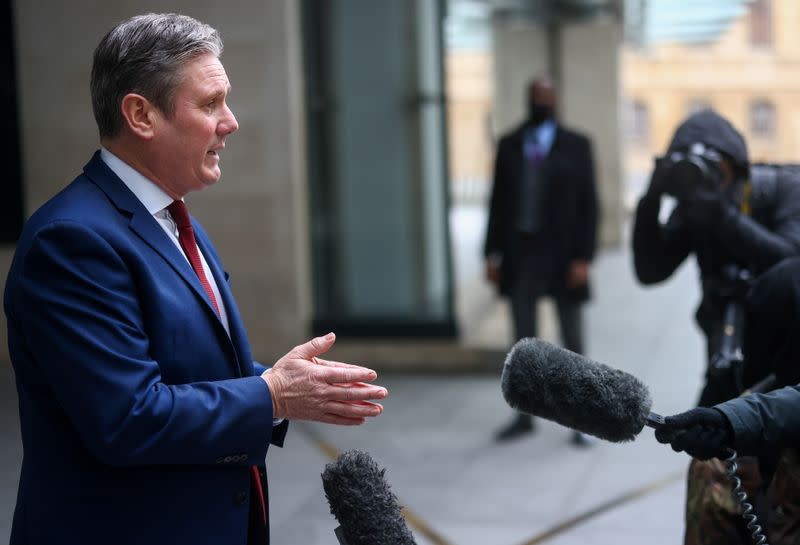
[4,152,288,545]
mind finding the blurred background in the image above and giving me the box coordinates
[4,0,800,364]
[2,0,800,543]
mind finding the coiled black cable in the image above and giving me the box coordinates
[724,448,768,545]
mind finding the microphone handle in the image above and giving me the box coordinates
[645,411,665,429]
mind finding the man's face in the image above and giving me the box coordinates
[150,53,238,198]
[528,81,555,108]
[527,80,556,125]
[719,158,735,189]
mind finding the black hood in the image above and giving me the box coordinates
[667,109,749,172]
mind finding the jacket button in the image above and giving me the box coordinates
[235,491,248,505]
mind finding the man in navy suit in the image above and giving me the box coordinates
[4,13,387,545]
[484,76,598,444]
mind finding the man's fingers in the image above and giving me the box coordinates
[654,426,680,445]
[313,357,362,369]
[665,407,723,429]
[317,414,368,426]
[330,381,373,389]
[318,364,378,384]
[293,333,336,359]
[664,412,695,429]
[327,382,387,402]
[324,400,384,418]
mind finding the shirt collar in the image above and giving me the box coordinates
[99,147,177,215]
[524,119,557,154]
[538,119,556,140]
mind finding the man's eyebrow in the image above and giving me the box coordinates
[207,84,231,100]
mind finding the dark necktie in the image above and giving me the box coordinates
[166,200,268,528]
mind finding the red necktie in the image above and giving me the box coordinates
[167,200,268,527]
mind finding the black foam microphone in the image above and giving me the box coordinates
[501,338,665,442]
[321,449,417,545]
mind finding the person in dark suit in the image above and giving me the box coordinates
[484,76,598,444]
[4,13,387,545]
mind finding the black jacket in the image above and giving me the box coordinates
[633,165,800,326]
[484,122,598,301]
[742,256,800,390]
[717,385,800,458]
[633,110,800,300]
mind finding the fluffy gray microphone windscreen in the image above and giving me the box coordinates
[501,338,653,442]
[321,449,417,545]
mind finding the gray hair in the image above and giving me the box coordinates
[90,13,223,139]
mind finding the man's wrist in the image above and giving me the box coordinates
[260,372,281,419]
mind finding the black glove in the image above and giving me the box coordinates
[654,407,734,460]
[680,187,734,231]
[644,158,671,200]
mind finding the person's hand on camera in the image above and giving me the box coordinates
[654,407,734,460]
[262,333,388,425]
[681,186,733,230]
[644,158,672,200]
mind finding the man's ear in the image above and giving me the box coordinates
[120,93,158,140]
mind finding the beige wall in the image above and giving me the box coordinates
[623,0,800,182]
[561,20,624,247]
[491,18,550,136]
[9,0,310,364]
[445,51,494,187]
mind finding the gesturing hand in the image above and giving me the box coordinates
[654,407,733,460]
[261,333,388,425]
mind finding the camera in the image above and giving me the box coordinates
[657,142,725,202]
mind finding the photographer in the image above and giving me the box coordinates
[633,109,800,407]
[632,110,800,545]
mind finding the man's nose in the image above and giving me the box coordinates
[219,104,239,135]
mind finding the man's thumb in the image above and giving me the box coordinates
[296,332,336,359]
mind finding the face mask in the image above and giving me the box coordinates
[527,103,554,125]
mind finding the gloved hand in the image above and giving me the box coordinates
[644,158,671,200]
[680,186,734,230]
[654,407,734,460]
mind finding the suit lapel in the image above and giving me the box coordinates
[194,233,253,377]
[82,153,234,343]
